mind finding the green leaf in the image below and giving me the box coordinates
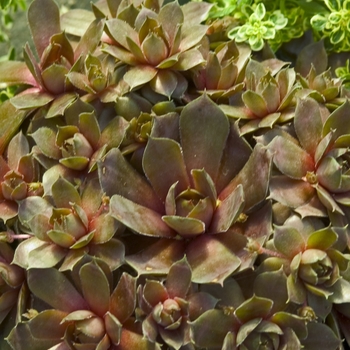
[186,234,241,284]
[274,225,306,258]
[268,136,314,179]
[80,261,110,317]
[52,177,81,208]
[180,94,229,183]
[10,92,54,109]
[301,322,341,350]
[306,227,338,250]
[162,215,205,238]
[124,65,158,90]
[0,61,35,86]
[323,100,350,139]
[210,184,244,233]
[28,268,88,312]
[109,273,136,324]
[0,101,28,155]
[109,195,176,238]
[143,137,190,202]
[235,295,273,323]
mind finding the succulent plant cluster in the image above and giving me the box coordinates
[1,0,350,349]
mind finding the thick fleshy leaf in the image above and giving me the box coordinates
[235,296,273,323]
[182,1,212,27]
[143,280,168,306]
[192,169,217,207]
[149,70,178,97]
[41,64,68,95]
[12,86,50,107]
[30,127,60,159]
[124,65,158,90]
[143,137,190,202]
[162,215,205,238]
[0,101,28,155]
[165,257,192,299]
[172,48,205,71]
[28,242,66,269]
[219,144,271,211]
[12,237,45,269]
[75,18,105,60]
[179,25,208,52]
[242,90,268,117]
[274,225,306,258]
[6,310,68,350]
[189,309,234,349]
[105,18,138,49]
[126,238,186,276]
[98,148,163,212]
[186,234,241,284]
[323,100,350,140]
[46,93,77,119]
[294,98,323,156]
[306,227,338,250]
[28,268,88,312]
[210,184,244,233]
[269,175,315,208]
[0,61,35,86]
[110,273,136,324]
[28,0,61,58]
[104,312,122,346]
[110,195,175,238]
[52,177,81,208]
[80,261,110,316]
[268,136,314,179]
[180,95,229,182]
[301,322,341,350]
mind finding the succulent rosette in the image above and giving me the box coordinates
[190,269,341,350]
[259,215,350,319]
[192,40,251,102]
[263,97,350,218]
[297,65,343,104]
[14,176,124,271]
[0,131,41,223]
[222,58,301,135]
[100,94,272,283]
[7,260,160,349]
[136,257,217,349]
[102,1,210,98]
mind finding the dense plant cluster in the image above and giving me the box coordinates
[1,0,350,349]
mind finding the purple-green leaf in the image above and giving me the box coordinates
[143,137,190,202]
[109,195,176,238]
[180,94,229,183]
[27,268,88,312]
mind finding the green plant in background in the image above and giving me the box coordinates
[1,0,350,349]
[227,3,288,51]
[310,0,350,52]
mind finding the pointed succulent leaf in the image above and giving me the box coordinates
[182,1,212,26]
[242,90,268,117]
[46,93,77,119]
[98,148,163,212]
[236,318,263,345]
[79,261,110,317]
[323,100,350,139]
[235,295,273,323]
[294,98,323,156]
[27,243,66,269]
[186,234,241,284]
[126,238,186,276]
[0,61,36,86]
[105,18,138,49]
[158,1,183,46]
[274,225,306,258]
[210,184,244,233]
[190,309,234,349]
[180,95,229,182]
[109,273,136,324]
[165,256,192,299]
[254,269,288,315]
[172,48,205,71]
[12,237,45,269]
[75,18,105,60]
[268,136,314,179]
[41,64,68,95]
[179,25,208,52]
[219,144,271,211]
[79,112,100,149]
[110,195,175,238]
[47,230,75,248]
[30,127,60,159]
[52,177,81,208]
[142,34,168,66]
[6,310,68,350]
[306,227,338,250]
[0,101,28,155]
[28,0,61,58]
[301,322,341,350]
[192,169,217,206]
[124,65,158,90]
[28,268,88,312]
[10,91,54,110]
[143,137,190,202]
[162,215,205,238]
[149,70,177,97]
